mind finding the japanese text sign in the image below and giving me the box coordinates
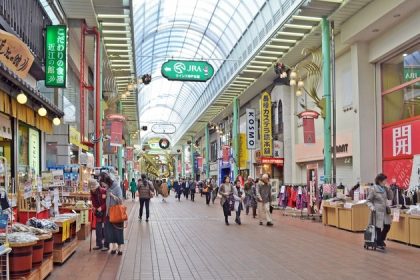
[161,60,214,82]
[246,108,256,149]
[260,92,272,157]
[0,30,34,79]
[383,119,420,160]
[45,25,67,87]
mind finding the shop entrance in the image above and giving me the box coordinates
[220,167,230,183]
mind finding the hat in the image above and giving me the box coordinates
[88,179,99,191]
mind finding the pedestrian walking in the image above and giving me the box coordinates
[257,174,273,226]
[89,179,108,251]
[167,178,172,196]
[184,178,190,199]
[173,179,182,201]
[138,174,155,222]
[219,175,234,225]
[211,178,218,204]
[204,179,213,205]
[366,173,393,250]
[233,180,245,225]
[244,176,257,218]
[99,172,124,255]
[129,178,137,201]
[190,179,197,202]
[161,179,169,202]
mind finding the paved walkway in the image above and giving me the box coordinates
[49,193,420,280]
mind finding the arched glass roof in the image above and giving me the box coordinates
[133,0,267,137]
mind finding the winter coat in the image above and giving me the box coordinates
[129,181,137,193]
[138,180,155,199]
[233,187,244,212]
[366,184,394,229]
[91,187,107,223]
[106,181,123,216]
[161,183,169,197]
[219,183,233,206]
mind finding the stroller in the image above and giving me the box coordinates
[364,210,377,250]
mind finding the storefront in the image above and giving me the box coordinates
[381,42,420,189]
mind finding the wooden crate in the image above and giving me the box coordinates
[53,238,78,264]
[409,215,420,246]
[39,256,53,280]
[77,223,91,240]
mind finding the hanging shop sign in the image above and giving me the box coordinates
[246,108,256,149]
[159,138,170,149]
[298,110,319,144]
[110,121,123,147]
[69,127,89,150]
[45,25,67,87]
[260,92,272,157]
[0,29,34,79]
[161,60,214,82]
[239,133,248,169]
[125,147,134,161]
[28,128,40,176]
[273,140,284,158]
[222,145,230,163]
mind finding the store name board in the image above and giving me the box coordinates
[246,108,256,149]
[69,127,89,150]
[260,92,273,157]
[45,25,67,88]
[260,157,284,165]
[29,128,40,176]
[322,144,349,155]
[161,60,214,82]
[0,30,34,79]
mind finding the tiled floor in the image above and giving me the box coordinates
[49,193,420,280]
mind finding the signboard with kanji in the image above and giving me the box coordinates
[161,60,214,82]
[260,92,273,157]
[0,30,34,79]
[45,25,67,87]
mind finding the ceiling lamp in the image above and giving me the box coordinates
[298,80,304,88]
[53,117,61,126]
[127,83,134,91]
[296,90,302,96]
[290,79,296,86]
[121,93,127,99]
[290,71,297,79]
[125,90,130,96]
[38,107,47,117]
[16,92,27,104]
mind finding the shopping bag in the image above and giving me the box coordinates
[109,204,128,223]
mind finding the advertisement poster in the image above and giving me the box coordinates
[23,182,32,199]
[28,128,40,176]
[260,92,272,156]
[222,145,230,163]
[52,169,64,187]
[239,133,248,168]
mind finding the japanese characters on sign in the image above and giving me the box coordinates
[29,128,40,176]
[392,125,411,156]
[161,60,214,82]
[45,25,67,87]
[0,30,34,79]
[246,109,256,149]
[260,92,272,157]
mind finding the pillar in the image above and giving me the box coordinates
[98,21,104,166]
[205,125,210,179]
[117,101,123,179]
[191,136,195,180]
[322,17,332,183]
[232,97,239,178]
[181,144,185,178]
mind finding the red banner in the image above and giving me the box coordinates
[110,121,123,147]
[222,145,230,163]
[303,118,316,144]
[125,148,134,161]
[382,119,420,188]
[197,156,203,171]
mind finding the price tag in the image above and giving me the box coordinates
[37,177,43,192]
[392,208,400,222]
[23,182,32,199]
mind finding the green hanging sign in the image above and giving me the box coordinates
[45,25,67,88]
[161,60,214,82]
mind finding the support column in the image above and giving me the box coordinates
[117,101,123,178]
[205,125,210,179]
[232,97,239,178]
[191,136,195,180]
[181,145,185,178]
[98,21,104,166]
[321,17,332,183]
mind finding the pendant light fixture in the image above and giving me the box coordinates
[38,107,47,117]
[17,92,28,104]
[53,117,61,126]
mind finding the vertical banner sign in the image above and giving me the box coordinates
[45,25,67,87]
[260,92,273,157]
[110,121,123,147]
[239,133,248,168]
[28,128,40,176]
[303,118,316,144]
[222,145,230,163]
[246,109,256,149]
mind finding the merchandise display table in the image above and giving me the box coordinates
[388,213,420,246]
[9,240,37,278]
[50,216,80,264]
[322,203,369,232]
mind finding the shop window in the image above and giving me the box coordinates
[382,43,420,124]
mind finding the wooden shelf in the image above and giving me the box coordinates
[53,238,78,264]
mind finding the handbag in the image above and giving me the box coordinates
[109,204,128,223]
[228,194,235,211]
[386,206,391,215]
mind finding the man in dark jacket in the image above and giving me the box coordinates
[89,179,108,251]
[138,174,155,222]
[173,180,181,201]
[190,179,197,202]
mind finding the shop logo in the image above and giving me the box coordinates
[392,125,411,156]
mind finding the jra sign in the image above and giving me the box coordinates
[246,109,256,149]
[161,60,214,82]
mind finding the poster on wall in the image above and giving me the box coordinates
[260,92,272,157]
[246,109,256,149]
[28,128,40,176]
[222,145,230,164]
[239,133,248,168]
[273,140,283,158]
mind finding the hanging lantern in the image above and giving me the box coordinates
[38,107,47,117]
[296,90,302,96]
[290,79,296,86]
[17,92,27,104]
[298,80,304,88]
[53,117,61,126]
[290,71,297,79]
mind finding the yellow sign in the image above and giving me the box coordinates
[260,92,272,156]
[69,127,89,150]
[0,30,34,79]
[239,133,248,168]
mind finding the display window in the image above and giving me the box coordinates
[381,42,420,188]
